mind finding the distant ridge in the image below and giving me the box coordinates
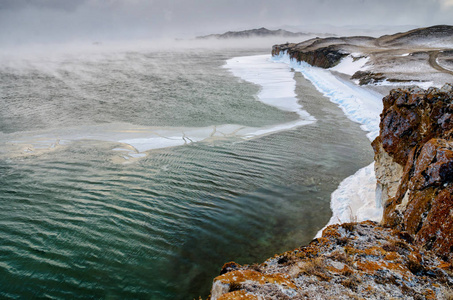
[196,27,313,39]
[375,24,453,47]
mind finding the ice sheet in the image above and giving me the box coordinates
[225,55,316,120]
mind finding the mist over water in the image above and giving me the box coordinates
[0,44,373,299]
[0,44,297,134]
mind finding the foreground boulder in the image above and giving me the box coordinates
[210,222,452,299]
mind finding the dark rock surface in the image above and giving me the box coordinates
[272,42,349,69]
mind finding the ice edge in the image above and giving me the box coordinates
[271,52,384,237]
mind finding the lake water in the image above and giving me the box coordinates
[0,46,373,299]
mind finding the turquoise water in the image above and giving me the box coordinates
[0,47,373,299]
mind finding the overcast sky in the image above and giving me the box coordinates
[1,0,453,45]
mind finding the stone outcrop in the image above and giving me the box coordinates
[372,84,453,261]
[207,85,453,299]
[210,222,453,299]
[272,42,349,69]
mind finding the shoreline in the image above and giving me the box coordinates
[209,26,453,299]
[271,51,385,234]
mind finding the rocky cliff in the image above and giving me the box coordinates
[207,85,453,299]
[372,84,453,262]
[272,39,350,69]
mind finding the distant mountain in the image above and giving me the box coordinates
[196,27,312,40]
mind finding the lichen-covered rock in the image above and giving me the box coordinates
[372,84,453,261]
[209,222,453,299]
[376,85,453,166]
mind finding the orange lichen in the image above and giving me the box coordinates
[423,289,436,300]
[217,290,258,300]
[326,263,353,276]
[438,261,453,270]
[321,226,342,238]
[384,251,400,261]
[344,246,387,257]
[355,260,383,274]
[214,270,297,290]
[355,259,412,277]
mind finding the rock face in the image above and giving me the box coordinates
[372,84,453,261]
[208,85,453,299]
[272,41,349,69]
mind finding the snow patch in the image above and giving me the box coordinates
[373,79,437,90]
[330,54,369,76]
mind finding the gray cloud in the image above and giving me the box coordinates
[0,0,452,46]
[0,0,85,11]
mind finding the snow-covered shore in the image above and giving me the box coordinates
[271,52,385,236]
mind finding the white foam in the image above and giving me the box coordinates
[271,52,384,234]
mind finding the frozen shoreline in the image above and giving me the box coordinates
[271,52,384,237]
